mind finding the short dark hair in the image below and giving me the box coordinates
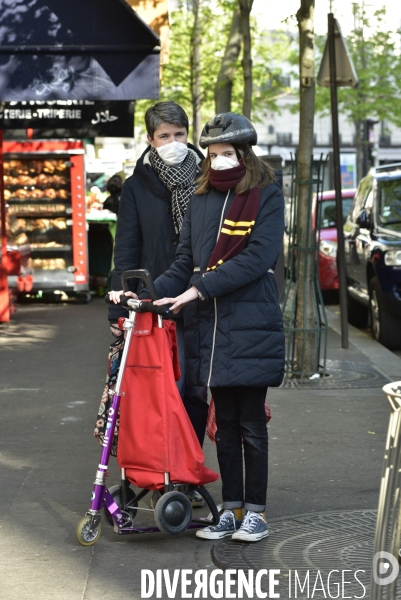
[107,175,123,195]
[145,101,189,139]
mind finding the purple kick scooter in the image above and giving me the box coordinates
[76,270,219,546]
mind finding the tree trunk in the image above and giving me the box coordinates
[215,7,242,114]
[238,0,253,119]
[190,0,202,146]
[295,0,316,375]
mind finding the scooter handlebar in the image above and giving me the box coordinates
[105,294,170,316]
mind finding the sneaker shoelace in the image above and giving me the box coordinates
[216,510,234,529]
[240,511,262,533]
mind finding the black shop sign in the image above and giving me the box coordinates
[0,101,134,138]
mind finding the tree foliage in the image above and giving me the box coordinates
[135,0,292,138]
[315,6,401,128]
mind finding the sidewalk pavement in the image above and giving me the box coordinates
[0,299,400,599]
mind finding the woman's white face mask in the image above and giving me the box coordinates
[156,141,188,166]
[210,155,239,171]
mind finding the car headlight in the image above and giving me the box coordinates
[319,240,338,257]
[384,250,401,266]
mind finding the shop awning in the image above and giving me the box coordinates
[0,0,160,101]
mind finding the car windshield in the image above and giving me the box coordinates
[378,178,401,231]
[317,198,353,229]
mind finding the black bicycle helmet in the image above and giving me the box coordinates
[199,112,257,149]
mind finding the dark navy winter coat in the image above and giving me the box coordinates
[108,144,203,322]
[154,175,286,388]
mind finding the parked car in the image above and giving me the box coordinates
[283,189,355,292]
[344,163,401,349]
[313,189,355,291]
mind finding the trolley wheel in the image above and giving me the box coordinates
[103,484,137,527]
[154,491,192,535]
[76,516,102,546]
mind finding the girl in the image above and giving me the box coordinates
[153,112,285,542]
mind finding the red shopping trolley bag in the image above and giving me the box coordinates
[117,312,219,491]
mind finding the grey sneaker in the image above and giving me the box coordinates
[196,510,241,540]
[231,511,269,542]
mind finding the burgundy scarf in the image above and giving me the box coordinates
[207,164,261,271]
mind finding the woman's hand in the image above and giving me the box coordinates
[108,290,138,304]
[153,286,198,314]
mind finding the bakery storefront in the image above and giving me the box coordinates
[1,101,135,298]
[3,139,87,297]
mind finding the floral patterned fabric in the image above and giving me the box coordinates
[94,337,125,457]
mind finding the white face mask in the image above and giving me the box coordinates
[210,155,239,170]
[156,141,188,166]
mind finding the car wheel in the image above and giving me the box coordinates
[369,277,401,350]
[347,291,368,328]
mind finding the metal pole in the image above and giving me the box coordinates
[362,119,369,177]
[0,128,10,322]
[0,130,6,260]
[328,13,348,348]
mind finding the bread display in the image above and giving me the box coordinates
[4,159,70,200]
[43,188,57,199]
[7,203,66,215]
[5,157,75,274]
[14,188,29,199]
[15,233,28,245]
[28,257,66,270]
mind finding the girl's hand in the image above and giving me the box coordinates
[108,290,138,304]
[153,286,198,314]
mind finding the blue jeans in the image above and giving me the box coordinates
[210,386,268,512]
[175,319,208,447]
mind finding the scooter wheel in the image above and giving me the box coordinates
[76,516,102,546]
[103,485,137,527]
[154,491,192,535]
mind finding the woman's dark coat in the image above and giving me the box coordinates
[108,143,203,322]
[153,175,286,388]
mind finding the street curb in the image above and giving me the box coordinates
[325,306,401,381]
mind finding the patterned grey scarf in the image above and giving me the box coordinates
[149,147,197,234]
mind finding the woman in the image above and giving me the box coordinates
[108,103,209,510]
[152,112,285,542]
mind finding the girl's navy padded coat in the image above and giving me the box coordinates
[154,174,286,388]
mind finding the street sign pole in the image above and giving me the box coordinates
[328,13,348,348]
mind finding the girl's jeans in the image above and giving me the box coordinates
[210,385,268,512]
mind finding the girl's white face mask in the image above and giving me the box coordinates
[210,155,239,171]
[156,141,189,166]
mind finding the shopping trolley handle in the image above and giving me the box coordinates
[121,269,158,300]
